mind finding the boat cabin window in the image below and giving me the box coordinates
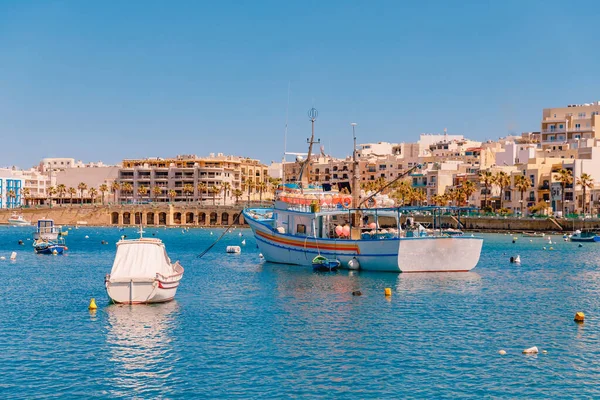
[296,224,306,235]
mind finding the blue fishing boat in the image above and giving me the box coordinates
[33,239,68,255]
[32,218,68,254]
[312,255,341,272]
[570,230,600,243]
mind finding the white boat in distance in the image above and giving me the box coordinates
[8,213,31,226]
[105,237,184,304]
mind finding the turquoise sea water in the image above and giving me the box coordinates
[1,226,599,398]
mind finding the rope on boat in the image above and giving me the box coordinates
[196,212,242,259]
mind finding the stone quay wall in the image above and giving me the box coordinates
[3,205,600,232]
[0,204,251,227]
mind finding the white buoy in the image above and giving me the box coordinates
[10,252,17,261]
[239,232,242,236]
[226,246,241,254]
[85,235,89,239]
[348,257,360,270]
[522,346,539,354]
[241,239,246,245]
[210,232,213,235]
[0,256,5,260]
[259,253,264,258]
[514,255,520,264]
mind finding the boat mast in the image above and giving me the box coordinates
[297,107,319,192]
[350,122,361,239]
[351,122,359,208]
[282,82,290,184]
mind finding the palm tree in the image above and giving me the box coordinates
[461,180,477,207]
[256,182,267,203]
[411,189,426,206]
[137,185,148,202]
[22,188,31,206]
[89,187,98,204]
[68,187,76,205]
[197,183,207,204]
[576,173,594,214]
[233,189,243,204]
[111,181,120,204]
[77,182,88,204]
[445,187,458,207]
[56,184,66,205]
[514,175,533,216]
[556,168,573,215]
[99,184,108,204]
[478,170,495,208]
[210,185,221,206]
[47,186,56,205]
[152,186,162,202]
[374,176,387,193]
[246,179,255,203]
[221,182,231,205]
[430,194,444,206]
[494,171,511,210]
[393,181,412,206]
[183,184,194,203]
[168,189,177,203]
[121,182,133,204]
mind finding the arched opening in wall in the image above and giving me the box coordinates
[147,212,155,225]
[210,212,217,225]
[135,212,142,225]
[111,212,119,225]
[232,213,239,225]
[158,212,167,225]
[198,212,206,225]
[186,212,194,224]
[221,212,229,225]
[123,212,131,225]
[173,212,182,225]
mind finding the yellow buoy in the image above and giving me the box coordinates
[498,350,506,355]
[384,288,392,296]
[574,312,585,322]
[89,298,97,310]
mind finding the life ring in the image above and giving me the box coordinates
[365,197,377,209]
[332,195,341,205]
[341,197,352,208]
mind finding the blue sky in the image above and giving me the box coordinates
[1,0,599,168]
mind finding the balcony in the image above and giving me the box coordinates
[412,182,427,188]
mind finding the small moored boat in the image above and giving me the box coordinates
[105,236,184,304]
[8,214,31,226]
[312,255,341,272]
[33,239,68,255]
[570,230,600,243]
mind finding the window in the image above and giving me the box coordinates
[579,112,586,118]
[296,224,306,235]
[575,123,580,129]
[559,124,563,129]
[530,175,535,187]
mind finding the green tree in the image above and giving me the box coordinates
[77,182,88,204]
[555,168,573,215]
[494,171,511,210]
[577,173,594,214]
[514,174,533,216]
[478,170,495,208]
[99,184,108,204]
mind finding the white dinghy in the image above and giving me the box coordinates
[105,236,184,304]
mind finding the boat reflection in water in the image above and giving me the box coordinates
[105,302,180,398]
[394,271,481,294]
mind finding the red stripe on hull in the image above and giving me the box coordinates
[256,230,360,254]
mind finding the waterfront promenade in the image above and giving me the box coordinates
[3,204,600,232]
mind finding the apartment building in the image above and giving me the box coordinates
[118,153,269,204]
[0,169,24,209]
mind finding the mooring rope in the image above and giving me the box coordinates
[196,212,242,259]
